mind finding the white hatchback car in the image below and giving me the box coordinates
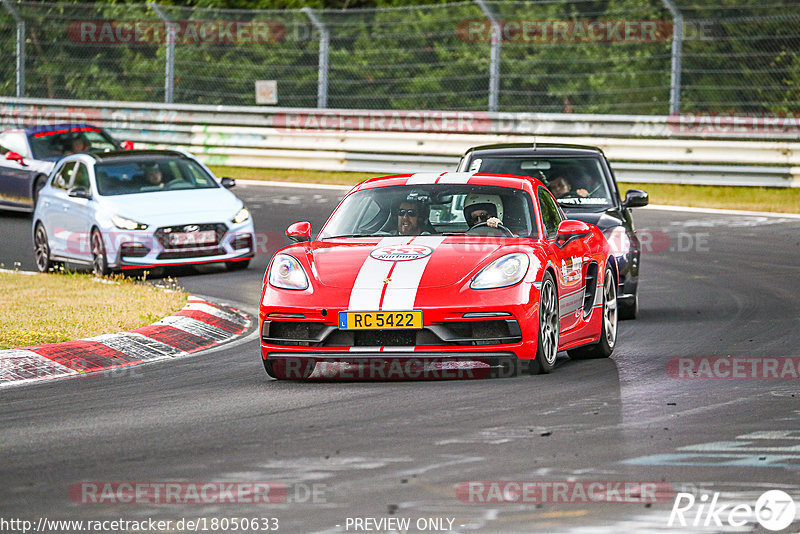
[32,150,255,275]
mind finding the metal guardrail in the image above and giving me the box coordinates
[1,98,799,187]
[610,163,797,188]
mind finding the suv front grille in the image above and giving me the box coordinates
[154,223,228,250]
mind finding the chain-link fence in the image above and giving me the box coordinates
[1,0,798,114]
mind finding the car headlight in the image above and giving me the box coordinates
[111,214,148,230]
[471,253,530,289]
[232,207,250,224]
[605,226,630,256]
[269,254,309,290]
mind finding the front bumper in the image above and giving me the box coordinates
[104,221,255,269]
[260,296,540,363]
[261,317,523,347]
[263,351,519,362]
[264,351,522,380]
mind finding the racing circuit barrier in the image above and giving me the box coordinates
[2,97,800,187]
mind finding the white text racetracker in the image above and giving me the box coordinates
[338,311,423,330]
[342,517,456,531]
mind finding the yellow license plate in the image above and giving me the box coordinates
[338,311,422,330]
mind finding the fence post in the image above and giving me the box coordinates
[150,3,175,104]
[303,8,329,109]
[660,0,683,114]
[474,0,500,112]
[2,0,25,98]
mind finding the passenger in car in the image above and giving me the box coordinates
[463,193,503,229]
[64,134,90,155]
[144,165,165,189]
[548,174,589,199]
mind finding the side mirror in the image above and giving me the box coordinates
[556,219,592,247]
[286,221,312,243]
[68,187,92,200]
[622,189,649,208]
[122,140,134,150]
[220,177,236,189]
[6,151,25,165]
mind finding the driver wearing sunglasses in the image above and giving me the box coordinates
[463,193,503,229]
[396,201,424,235]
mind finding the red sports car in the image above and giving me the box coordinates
[259,172,619,380]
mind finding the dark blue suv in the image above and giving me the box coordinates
[458,143,648,319]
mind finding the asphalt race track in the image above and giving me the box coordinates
[1,182,799,533]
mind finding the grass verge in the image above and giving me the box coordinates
[210,166,378,187]
[210,166,800,214]
[0,272,187,350]
[619,182,800,214]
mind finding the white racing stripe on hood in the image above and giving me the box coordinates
[348,237,410,310]
[380,236,445,310]
[347,236,446,311]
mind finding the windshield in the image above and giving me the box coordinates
[320,184,536,239]
[95,158,220,196]
[467,156,615,210]
[28,127,119,159]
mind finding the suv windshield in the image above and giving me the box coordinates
[95,158,220,196]
[466,156,614,210]
[320,184,536,239]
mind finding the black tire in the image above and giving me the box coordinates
[618,292,638,320]
[569,266,618,360]
[529,271,559,374]
[33,223,53,272]
[91,229,110,276]
[32,175,46,207]
[226,259,251,271]
[264,358,316,380]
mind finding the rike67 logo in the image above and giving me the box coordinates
[669,490,796,531]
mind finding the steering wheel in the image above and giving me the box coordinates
[466,221,515,237]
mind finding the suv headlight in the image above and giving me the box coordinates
[232,207,250,224]
[269,254,309,290]
[111,214,148,230]
[471,253,529,289]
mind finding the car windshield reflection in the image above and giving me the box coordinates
[95,159,220,196]
[319,184,536,239]
[28,128,119,159]
[468,156,614,210]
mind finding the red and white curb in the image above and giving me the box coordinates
[0,296,251,387]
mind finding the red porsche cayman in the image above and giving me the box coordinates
[259,172,619,380]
